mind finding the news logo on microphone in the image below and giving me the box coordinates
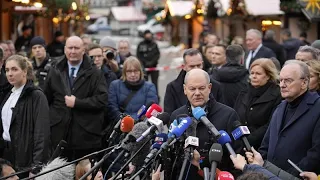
[231,126,250,140]
[184,136,199,148]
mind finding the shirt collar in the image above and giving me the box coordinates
[67,61,82,70]
[253,44,263,54]
[191,105,207,111]
[11,84,25,93]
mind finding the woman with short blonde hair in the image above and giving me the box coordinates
[120,56,145,81]
[234,58,282,149]
[108,56,158,121]
[250,58,279,84]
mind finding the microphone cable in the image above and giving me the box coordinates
[19,145,117,180]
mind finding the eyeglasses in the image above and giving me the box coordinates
[126,70,140,74]
[90,55,103,59]
[279,78,306,85]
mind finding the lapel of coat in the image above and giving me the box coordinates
[72,68,89,93]
[276,101,287,136]
[172,70,187,106]
[280,92,316,132]
[59,69,71,95]
[71,55,92,93]
[254,46,263,59]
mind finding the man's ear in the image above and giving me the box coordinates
[208,83,212,91]
[183,84,187,95]
[302,78,309,90]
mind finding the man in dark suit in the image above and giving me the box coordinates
[164,48,224,115]
[245,29,276,69]
[263,30,286,66]
[281,29,302,60]
[44,36,108,160]
[259,60,320,176]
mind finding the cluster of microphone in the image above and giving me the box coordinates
[2,102,255,180]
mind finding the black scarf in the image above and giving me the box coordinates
[124,79,145,91]
[247,81,272,106]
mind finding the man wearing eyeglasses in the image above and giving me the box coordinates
[259,60,320,176]
[88,43,117,87]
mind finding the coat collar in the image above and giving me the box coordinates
[277,91,320,133]
[172,70,186,92]
[56,54,92,72]
[240,83,280,106]
[251,83,280,105]
[55,54,94,94]
[31,54,50,69]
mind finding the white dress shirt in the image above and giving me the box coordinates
[245,44,263,69]
[1,85,24,141]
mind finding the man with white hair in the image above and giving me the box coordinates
[245,29,276,69]
[260,60,320,176]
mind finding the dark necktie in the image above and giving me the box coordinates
[69,67,76,87]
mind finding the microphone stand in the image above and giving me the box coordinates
[203,167,210,180]
[104,150,126,177]
[210,162,217,180]
[178,146,194,180]
[80,146,121,180]
[128,154,156,180]
[19,145,117,180]
[110,136,153,180]
[0,168,32,180]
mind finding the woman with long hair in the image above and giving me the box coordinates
[0,55,50,177]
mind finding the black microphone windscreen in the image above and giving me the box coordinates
[121,122,152,168]
[209,143,223,163]
[121,122,150,150]
[156,112,170,125]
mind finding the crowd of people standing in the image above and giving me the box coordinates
[0,26,319,180]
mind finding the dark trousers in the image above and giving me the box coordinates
[145,70,159,93]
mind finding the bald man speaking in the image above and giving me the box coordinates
[44,36,108,160]
[170,69,240,179]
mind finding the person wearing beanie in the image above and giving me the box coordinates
[99,36,121,78]
[137,30,160,94]
[311,40,320,50]
[30,36,55,89]
[47,31,65,58]
[14,25,32,53]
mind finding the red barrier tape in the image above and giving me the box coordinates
[144,65,184,72]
